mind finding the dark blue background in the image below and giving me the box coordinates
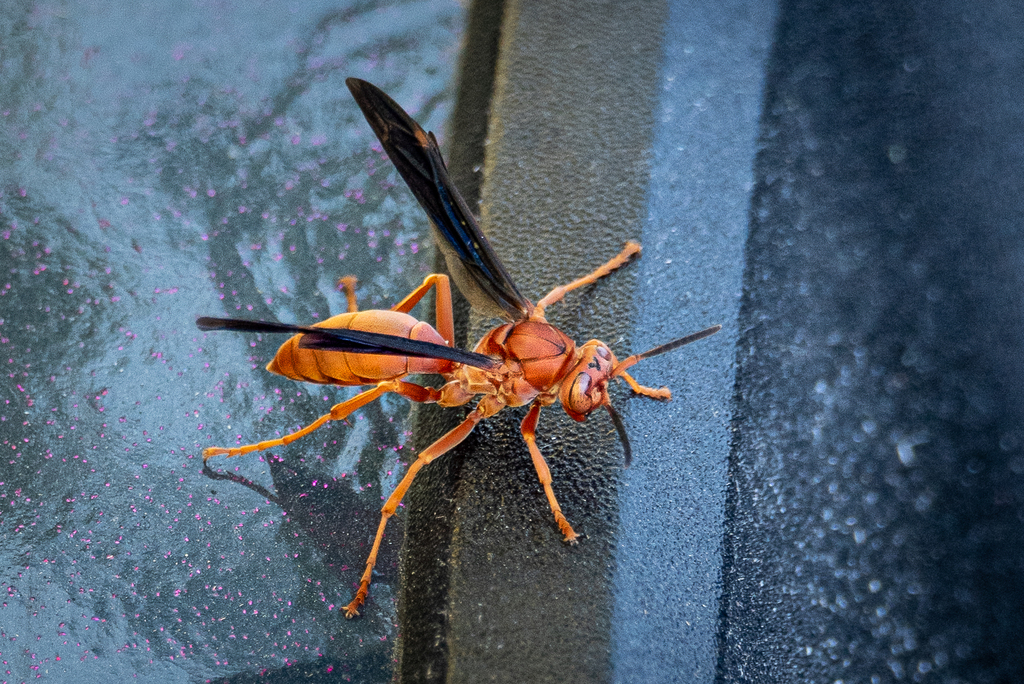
[720,1,1024,682]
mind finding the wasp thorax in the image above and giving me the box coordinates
[559,341,617,421]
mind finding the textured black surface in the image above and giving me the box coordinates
[610,0,775,681]
[394,1,507,681]
[721,0,1024,681]
[434,2,670,682]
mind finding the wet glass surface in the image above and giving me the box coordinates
[0,1,463,681]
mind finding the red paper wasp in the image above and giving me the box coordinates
[197,78,720,617]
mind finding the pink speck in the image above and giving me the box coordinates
[172,43,191,61]
[207,189,216,198]
[291,135,301,145]
[120,197,129,206]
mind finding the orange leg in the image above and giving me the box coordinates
[335,272,455,344]
[202,380,440,461]
[617,370,671,401]
[520,402,579,543]
[534,241,641,317]
[389,273,455,346]
[337,275,359,313]
[343,403,489,618]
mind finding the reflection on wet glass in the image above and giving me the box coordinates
[0,1,462,680]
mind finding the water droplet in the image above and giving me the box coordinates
[894,430,929,466]
[887,144,907,164]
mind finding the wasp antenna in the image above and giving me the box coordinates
[605,403,632,468]
[612,324,721,378]
[634,324,722,361]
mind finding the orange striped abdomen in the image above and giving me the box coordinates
[266,310,453,385]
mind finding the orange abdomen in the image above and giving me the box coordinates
[267,310,453,385]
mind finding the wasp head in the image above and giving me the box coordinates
[559,340,617,421]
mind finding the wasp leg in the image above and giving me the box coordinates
[520,401,579,543]
[617,370,671,401]
[534,241,641,317]
[202,380,440,460]
[343,401,491,618]
[389,273,455,347]
[337,275,359,313]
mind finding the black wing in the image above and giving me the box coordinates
[196,316,500,371]
[346,77,532,321]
